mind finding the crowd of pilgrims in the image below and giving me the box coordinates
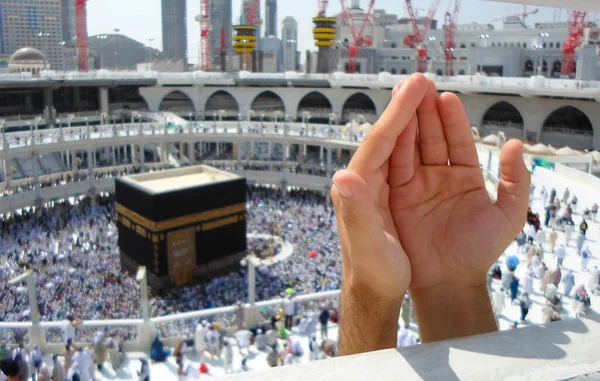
[0,186,340,326]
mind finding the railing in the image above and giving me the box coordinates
[0,70,599,93]
[0,289,340,354]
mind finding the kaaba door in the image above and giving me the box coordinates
[167,228,197,287]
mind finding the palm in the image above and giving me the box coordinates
[384,83,529,291]
[391,165,518,289]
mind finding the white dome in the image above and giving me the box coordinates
[482,134,499,144]
[10,47,45,63]
[555,147,583,156]
[528,144,555,155]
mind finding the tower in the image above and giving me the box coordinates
[161,0,188,62]
[265,0,278,37]
[281,16,298,71]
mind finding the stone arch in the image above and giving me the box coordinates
[524,59,533,72]
[250,90,286,120]
[400,68,408,74]
[436,69,443,76]
[459,70,466,75]
[204,90,240,120]
[341,92,376,123]
[391,68,397,74]
[542,106,593,136]
[159,91,194,112]
[481,101,524,133]
[296,91,332,123]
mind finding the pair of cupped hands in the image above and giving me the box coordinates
[331,73,531,354]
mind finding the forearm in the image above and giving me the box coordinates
[338,287,402,356]
[409,282,496,343]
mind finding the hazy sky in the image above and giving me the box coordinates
[87,0,589,65]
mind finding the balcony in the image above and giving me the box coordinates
[217,316,600,381]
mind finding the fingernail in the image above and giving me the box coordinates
[333,181,353,199]
[393,80,407,97]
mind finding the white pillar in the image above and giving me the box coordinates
[320,146,324,161]
[187,142,194,163]
[140,144,145,169]
[246,260,258,327]
[112,146,116,165]
[99,88,109,115]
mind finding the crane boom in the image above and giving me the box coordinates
[317,0,329,17]
[75,0,89,72]
[490,8,539,23]
[404,0,440,73]
[244,0,261,26]
[444,0,461,76]
[561,10,587,78]
[340,0,375,73]
[200,0,212,71]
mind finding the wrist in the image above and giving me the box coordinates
[409,280,496,343]
[339,285,403,356]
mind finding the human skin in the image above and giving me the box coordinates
[332,73,530,355]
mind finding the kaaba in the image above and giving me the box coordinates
[115,165,247,289]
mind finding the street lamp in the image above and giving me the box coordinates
[146,38,155,71]
[113,28,121,70]
[537,32,549,77]
[427,37,436,73]
[240,256,260,327]
[136,267,150,322]
[478,34,490,74]
[9,271,41,326]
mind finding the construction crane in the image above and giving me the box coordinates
[340,0,375,74]
[490,8,539,24]
[443,0,461,76]
[561,10,587,78]
[404,0,441,73]
[233,0,261,71]
[75,0,89,72]
[314,1,336,73]
[199,0,212,71]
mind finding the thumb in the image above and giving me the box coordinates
[331,169,375,231]
[495,140,531,229]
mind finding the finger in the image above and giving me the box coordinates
[392,80,405,97]
[438,92,479,167]
[418,80,448,165]
[350,73,429,174]
[331,170,377,263]
[495,140,531,230]
[389,115,418,188]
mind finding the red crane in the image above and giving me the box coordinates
[244,0,261,26]
[561,10,587,78]
[200,0,212,71]
[317,0,329,17]
[404,0,441,73]
[340,0,375,73]
[75,0,89,72]
[443,0,461,76]
[490,8,539,23]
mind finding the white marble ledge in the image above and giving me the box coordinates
[215,316,600,381]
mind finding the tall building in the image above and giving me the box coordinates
[281,16,298,71]
[161,0,187,62]
[209,0,233,68]
[61,0,76,43]
[265,0,277,37]
[0,0,66,69]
